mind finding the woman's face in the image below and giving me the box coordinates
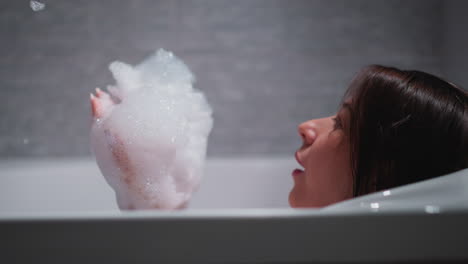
[289,106,353,208]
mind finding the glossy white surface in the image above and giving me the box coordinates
[0,157,294,213]
[1,158,467,263]
[0,158,467,215]
[325,167,468,214]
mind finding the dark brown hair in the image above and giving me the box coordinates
[340,65,468,196]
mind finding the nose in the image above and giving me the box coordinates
[298,120,317,145]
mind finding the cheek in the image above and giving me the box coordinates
[306,134,350,182]
[310,132,347,162]
[304,136,339,170]
[290,133,352,207]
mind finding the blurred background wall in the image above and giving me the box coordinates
[442,0,468,88]
[0,0,466,158]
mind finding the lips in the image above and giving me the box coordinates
[292,168,304,177]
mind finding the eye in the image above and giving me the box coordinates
[332,116,342,130]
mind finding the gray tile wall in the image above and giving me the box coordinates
[442,0,468,88]
[0,0,453,157]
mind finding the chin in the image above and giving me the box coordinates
[288,189,305,208]
[288,190,297,208]
[288,191,327,208]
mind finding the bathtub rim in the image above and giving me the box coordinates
[2,210,468,263]
[1,207,467,222]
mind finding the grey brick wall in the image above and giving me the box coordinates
[0,0,458,157]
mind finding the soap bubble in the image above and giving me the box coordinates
[30,1,46,12]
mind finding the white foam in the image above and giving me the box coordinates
[90,49,213,210]
[30,1,45,12]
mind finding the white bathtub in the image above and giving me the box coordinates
[1,158,467,263]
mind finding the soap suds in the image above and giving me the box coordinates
[90,49,213,210]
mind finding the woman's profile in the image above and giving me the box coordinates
[289,65,468,208]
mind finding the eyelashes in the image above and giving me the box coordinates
[332,116,342,130]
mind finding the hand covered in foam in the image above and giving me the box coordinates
[90,49,213,210]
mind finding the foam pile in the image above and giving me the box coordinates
[90,49,213,210]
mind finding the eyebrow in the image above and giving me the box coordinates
[342,102,352,110]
